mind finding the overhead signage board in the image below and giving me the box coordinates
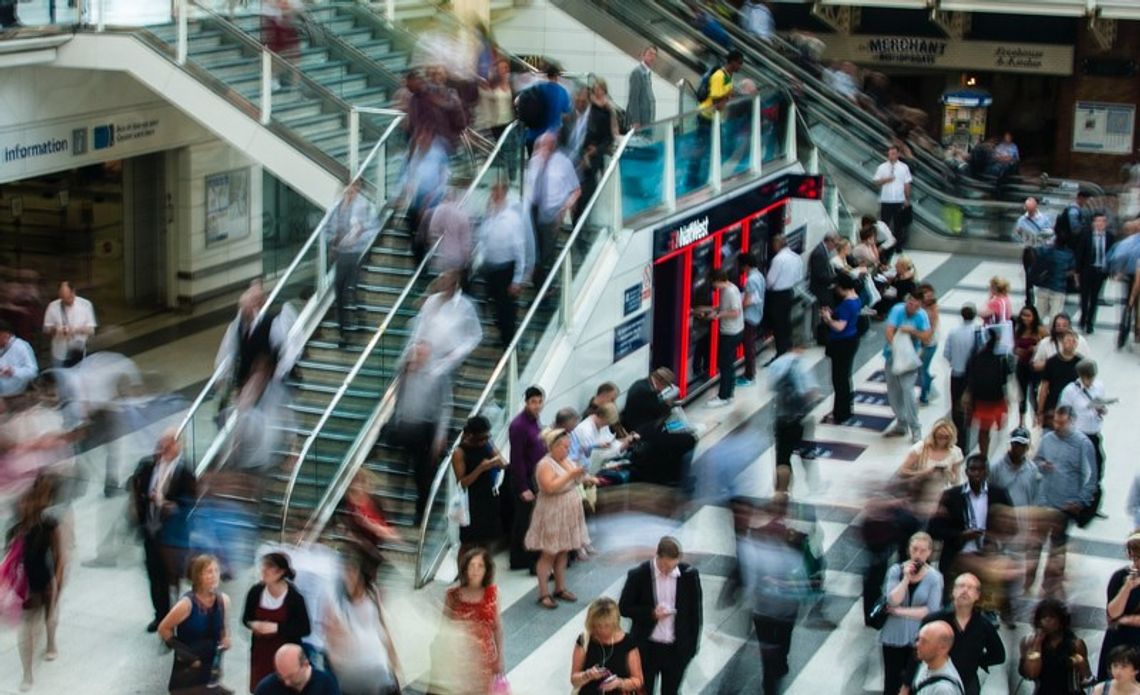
[822,35,1074,76]
[1072,101,1136,155]
[0,104,208,183]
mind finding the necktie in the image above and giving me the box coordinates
[1095,234,1104,268]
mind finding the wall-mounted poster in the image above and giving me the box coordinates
[1072,101,1136,155]
[205,168,250,246]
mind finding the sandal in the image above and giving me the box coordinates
[537,596,558,610]
[553,590,578,602]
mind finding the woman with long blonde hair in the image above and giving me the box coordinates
[569,598,644,694]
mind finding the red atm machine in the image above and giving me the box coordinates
[650,175,821,399]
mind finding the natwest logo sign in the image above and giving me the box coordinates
[668,217,710,252]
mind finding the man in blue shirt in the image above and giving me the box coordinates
[883,291,933,443]
[523,63,571,152]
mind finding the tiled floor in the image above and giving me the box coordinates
[1,251,1137,694]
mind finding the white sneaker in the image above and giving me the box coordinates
[707,397,732,408]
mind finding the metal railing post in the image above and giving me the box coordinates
[664,125,676,213]
[560,249,573,328]
[710,110,722,194]
[827,185,840,227]
[260,51,273,125]
[176,0,189,65]
[750,95,762,176]
[386,0,396,22]
[784,101,798,164]
[808,146,820,175]
[348,109,361,178]
[507,351,519,421]
[609,164,622,238]
[96,0,106,31]
[375,140,387,204]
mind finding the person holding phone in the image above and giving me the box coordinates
[1097,533,1140,681]
[879,532,944,695]
[452,416,508,565]
[570,598,644,694]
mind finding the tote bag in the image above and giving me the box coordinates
[891,330,921,375]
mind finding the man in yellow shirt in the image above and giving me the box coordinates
[687,50,744,190]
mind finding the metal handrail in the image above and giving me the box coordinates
[412,127,637,584]
[174,112,407,471]
[281,121,522,540]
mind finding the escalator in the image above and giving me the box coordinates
[553,0,1084,253]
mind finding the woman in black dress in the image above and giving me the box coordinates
[1099,533,1140,681]
[451,416,506,564]
[1019,598,1092,695]
[569,597,644,695]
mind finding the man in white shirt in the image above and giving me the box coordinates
[1015,196,1053,306]
[765,233,804,361]
[43,281,97,367]
[873,145,913,252]
[477,180,532,348]
[0,320,38,397]
[700,268,744,407]
[525,132,581,285]
[742,0,775,41]
[1058,358,1108,510]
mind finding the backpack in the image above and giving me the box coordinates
[913,675,964,694]
[695,65,721,102]
[1053,204,1083,249]
[515,85,546,130]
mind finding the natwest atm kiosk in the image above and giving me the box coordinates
[650,175,821,400]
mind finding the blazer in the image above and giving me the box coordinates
[618,560,703,660]
[928,483,1013,575]
[241,581,312,645]
[620,377,670,437]
[130,455,197,541]
[1075,229,1116,274]
[626,64,655,128]
[807,241,836,305]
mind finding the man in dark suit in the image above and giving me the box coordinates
[620,368,697,487]
[1075,212,1115,334]
[130,429,197,632]
[928,454,1013,593]
[807,232,838,311]
[619,536,703,695]
[626,46,657,130]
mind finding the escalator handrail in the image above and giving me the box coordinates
[175,113,407,475]
[284,121,523,542]
[412,127,636,585]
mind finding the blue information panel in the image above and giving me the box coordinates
[623,284,641,316]
[614,312,650,363]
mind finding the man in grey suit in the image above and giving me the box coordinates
[627,45,658,129]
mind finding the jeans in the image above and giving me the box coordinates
[717,331,742,399]
[753,615,795,695]
[918,344,937,402]
[742,321,760,380]
[885,360,920,435]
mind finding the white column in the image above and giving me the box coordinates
[710,110,722,194]
[749,94,762,176]
[348,109,361,178]
[176,0,188,65]
[260,51,273,125]
[663,125,676,213]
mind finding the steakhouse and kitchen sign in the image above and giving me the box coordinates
[823,35,1073,76]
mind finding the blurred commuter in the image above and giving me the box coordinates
[261,0,300,90]
[525,132,580,286]
[526,428,592,609]
[323,552,401,695]
[442,548,505,694]
[519,62,571,154]
[909,620,965,695]
[883,291,933,443]
[929,455,1013,594]
[132,429,197,633]
[943,304,980,450]
[475,179,532,348]
[1029,231,1076,325]
[861,480,924,624]
[740,253,766,386]
[0,319,37,397]
[452,416,506,563]
[917,283,941,406]
[823,275,862,424]
[1027,405,1096,598]
[1016,197,1053,306]
[1096,534,1140,681]
[329,179,373,345]
[9,474,65,692]
[577,77,620,221]
[254,644,339,694]
[768,346,819,493]
[897,419,964,520]
[158,554,232,695]
[421,192,473,278]
[1019,598,1091,694]
[402,128,451,256]
[243,552,312,693]
[964,326,1011,459]
[619,536,702,695]
[563,87,591,162]
[687,50,743,190]
[978,276,1014,328]
[476,58,514,138]
[570,597,644,694]
[764,232,803,360]
[42,281,95,368]
[337,468,400,564]
[1058,359,1108,489]
[742,0,775,41]
[626,46,657,131]
[879,532,944,695]
[216,283,277,398]
[621,367,697,487]
[508,386,544,571]
[1014,305,1047,428]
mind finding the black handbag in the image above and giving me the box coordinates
[866,595,891,630]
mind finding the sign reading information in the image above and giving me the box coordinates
[822,35,1073,76]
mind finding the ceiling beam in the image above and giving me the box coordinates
[811,3,860,34]
[929,8,970,40]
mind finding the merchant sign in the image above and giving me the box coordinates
[822,35,1073,76]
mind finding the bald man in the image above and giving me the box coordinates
[909,621,965,695]
[253,644,341,694]
[908,573,1005,695]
